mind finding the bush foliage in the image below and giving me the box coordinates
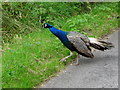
[3,2,118,42]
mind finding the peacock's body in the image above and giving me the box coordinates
[43,23,114,65]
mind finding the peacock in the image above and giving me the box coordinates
[43,23,114,65]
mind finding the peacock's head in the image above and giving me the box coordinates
[43,23,53,28]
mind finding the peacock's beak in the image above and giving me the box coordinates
[42,24,44,28]
[42,24,45,28]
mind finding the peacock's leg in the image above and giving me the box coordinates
[71,53,80,65]
[60,51,73,61]
[75,54,80,65]
[91,48,95,53]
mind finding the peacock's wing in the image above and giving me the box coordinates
[67,32,94,58]
[68,31,90,45]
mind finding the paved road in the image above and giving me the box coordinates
[40,30,119,88]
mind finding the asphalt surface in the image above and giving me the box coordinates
[40,30,119,88]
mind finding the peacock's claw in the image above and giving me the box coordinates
[74,63,80,66]
[60,59,66,62]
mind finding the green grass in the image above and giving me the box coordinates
[2,3,118,88]
[2,30,76,88]
[62,3,118,38]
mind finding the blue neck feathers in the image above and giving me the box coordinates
[49,26,68,42]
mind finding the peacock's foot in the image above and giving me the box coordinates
[71,62,80,66]
[60,51,73,62]
[74,63,80,66]
[60,58,66,62]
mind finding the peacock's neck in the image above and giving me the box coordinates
[49,27,68,42]
[49,27,67,37]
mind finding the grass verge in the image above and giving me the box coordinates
[2,30,76,88]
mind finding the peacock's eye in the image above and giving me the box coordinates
[45,24,47,27]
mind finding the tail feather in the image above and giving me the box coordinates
[98,40,114,49]
[89,38,114,51]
